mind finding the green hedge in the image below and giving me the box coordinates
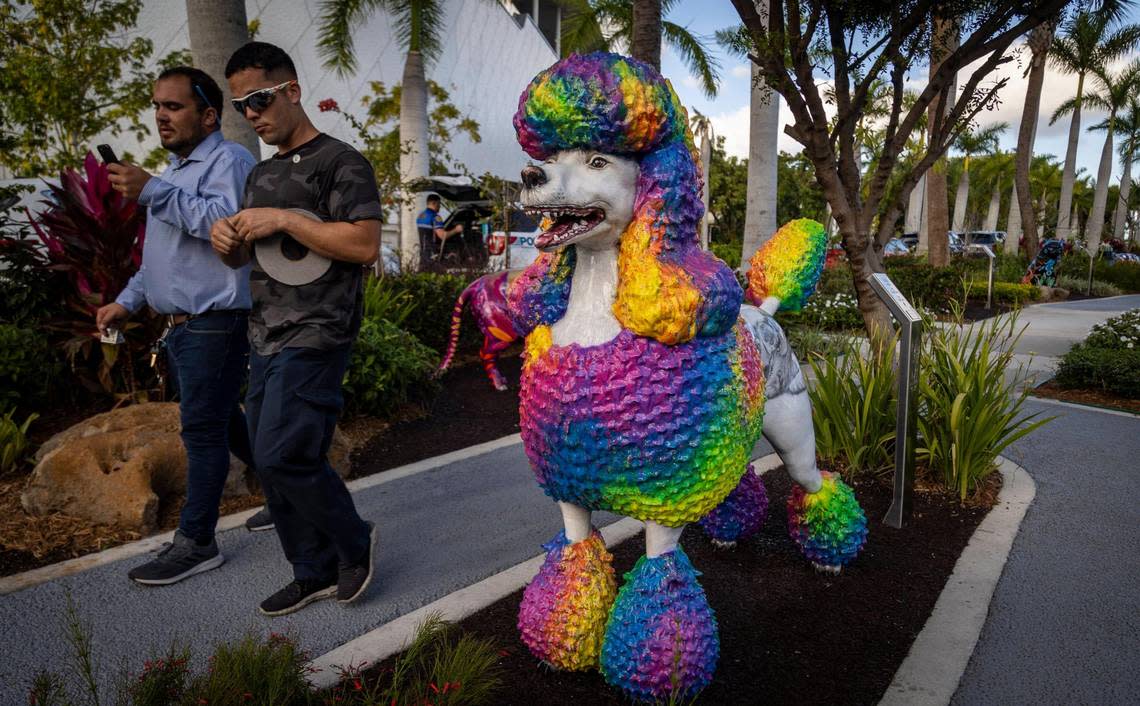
[371,272,482,354]
[964,280,1041,305]
[1055,345,1140,399]
[1056,254,1140,293]
[342,318,440,417]
[0,324,57,410]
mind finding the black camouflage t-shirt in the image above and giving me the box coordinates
[242,134,382,355]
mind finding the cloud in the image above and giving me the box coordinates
[709,97,804,159]
[681,74,702,90]
[730,63,751,79]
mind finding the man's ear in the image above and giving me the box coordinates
[287,80,302,105]
[203,106,219,129]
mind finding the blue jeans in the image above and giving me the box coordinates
[246,344,370,582]
[165,310,252,544]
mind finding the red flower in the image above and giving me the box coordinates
[352,679,363,691]
[319,98,340,113]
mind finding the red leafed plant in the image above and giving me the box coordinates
[24,152,163,397]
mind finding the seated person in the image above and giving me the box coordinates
[416,194,463,266]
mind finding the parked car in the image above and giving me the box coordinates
[883,238,911,257]
[900,232,918,250]
[1112,252,1140,265]
[948,231,965,255]
[965,230,1006,247]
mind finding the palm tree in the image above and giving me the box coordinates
[1067,60,1140,251]
[717,20,777,268]
[184,0,259,157]
[925,13,958,266]
[1048,10,1140,241]
[1110,99,1140,240]
[690,110,713,249]
[1014,18,1059,259]
[318,0,449,266]
[951,122,1008,233]
[974,150,1014,234]
[559,0,722,97]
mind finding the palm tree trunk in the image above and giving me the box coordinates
[741,58,778,270]
[925,14,957,267]
[1113,155,1132,240]
[984,184,1000,232]
[698,123,711,250]
[399,50,430,267]
[1087,127,1115,252]
[905,173,925,233]
[185,0,259,157]
[1056,72,1085,241]
[1016,21,1054,259]
[631,0,663,69]
[952,158,970,233]
[1005,182,1021,254]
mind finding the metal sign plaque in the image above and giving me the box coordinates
[871,273,921,323]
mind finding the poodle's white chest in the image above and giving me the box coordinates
[550,245,621,347]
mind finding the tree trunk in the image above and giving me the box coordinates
[698,122,711,250]
[1015,21,1053,259]
[631,0,662,70]
[1056,72,1085,241]
[840,222,893,345]
[1004,182,1021,254]
[984,184,1000,232]
[906,173,925,234]
[952,158,970,233]
[1087,127,1115,252]
[185,0,259,158]
[399,50,430,267]
[741,57,779,270]
[1112,155,1132,240]
[925,15,957,267]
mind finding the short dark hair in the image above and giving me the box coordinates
[426,194,441,204]
[157,66,224,119]
[225,42,298,80]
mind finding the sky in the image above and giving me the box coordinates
[658,2,1140,185]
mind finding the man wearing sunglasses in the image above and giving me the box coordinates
[210,42,379,616]
[99,67,258,587]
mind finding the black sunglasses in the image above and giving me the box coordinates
[231,80,295,115]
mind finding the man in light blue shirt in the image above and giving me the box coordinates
[96,67,258,586]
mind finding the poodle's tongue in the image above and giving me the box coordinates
[536,209,604,249]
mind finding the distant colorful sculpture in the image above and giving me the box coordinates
[507,52,867,702]
[436,271,521,391]
[1023,238,1064,287]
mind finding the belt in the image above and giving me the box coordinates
[164,309,249,329]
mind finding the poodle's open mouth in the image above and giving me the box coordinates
[525,205,606,248]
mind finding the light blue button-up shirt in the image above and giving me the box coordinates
[115,131,256,315]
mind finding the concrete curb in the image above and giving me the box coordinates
[879,456,1036,706]
[1026,394,1139,418]
[0,434,523,596]
[305,452,785,688]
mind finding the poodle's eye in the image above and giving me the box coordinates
[588,156,609,169]
[543,157,556,165]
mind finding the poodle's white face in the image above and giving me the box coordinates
[520,150,639,252]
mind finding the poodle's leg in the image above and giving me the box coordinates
[600,520,718,702]
[698,463,769,547]
[767,391,870,572]
[518,502,616,671]
[479,333,514,391]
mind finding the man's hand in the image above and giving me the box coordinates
[95,302,129,335]
[230,208,286,242]
[107,163,152,201]
[210,216,245,256]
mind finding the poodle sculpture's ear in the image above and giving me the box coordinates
[745,219,828,313]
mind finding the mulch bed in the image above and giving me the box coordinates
[362,471,998,706]
[1031,381,1140,414]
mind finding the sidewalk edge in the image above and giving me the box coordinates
[878,456,1036,706]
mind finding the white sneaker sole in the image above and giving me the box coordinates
[259,585,336,617]
[246,523,275,532]
[338,522,378,604]
[130,553,225,586]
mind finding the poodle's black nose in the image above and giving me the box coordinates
[521,165,547,189]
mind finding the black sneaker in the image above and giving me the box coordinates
[245,506,275,532]
[259,578,336,616]
[337,522,377,604]
[128,531,224,585]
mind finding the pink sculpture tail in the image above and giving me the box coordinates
[436,280,475,377]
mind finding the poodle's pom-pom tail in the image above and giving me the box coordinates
[697,464,768,547]
[600,546,718,702]
[518,529,617,671]
[786,469,868,572]
[746,218,828,312]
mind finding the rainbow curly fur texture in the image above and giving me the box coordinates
[787,470,869,573]
[508,52,865,701]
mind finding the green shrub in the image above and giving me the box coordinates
[785,325,851,362]
[1056,253,1140,293]
[778,291,864,331]
[816,263,856,296]
[710,242,741,270]
[1054,344,1140,398]
[0,407,37,476]
[884,258,961,311]
[917,310,1053,499]
[372,272,480,354]
[964,280,1041,305]
[1054,275,1123,297]
[343,318,439,417]
[190,633,311,705]
[1083,309,1140,349]
[363,274,415,326]
[0,324,57,409]
[807,338,896,475]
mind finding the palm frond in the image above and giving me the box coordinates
[558,0,609,56]
[715,25,752,59]
[1050,96,1081,125]
[390,0,446,65]
[316,0,380,76]
[662,20,721,98]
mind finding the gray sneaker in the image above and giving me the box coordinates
[128,531,225,585]
[245,506,275,532]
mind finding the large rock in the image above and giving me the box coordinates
[21,402,352,533]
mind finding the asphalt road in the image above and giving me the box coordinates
[952,399,1140,705]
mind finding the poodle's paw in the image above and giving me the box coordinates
[518,529,616,671]
[787,469,868,572]
[600,546,718,702]
[697,464,768,548]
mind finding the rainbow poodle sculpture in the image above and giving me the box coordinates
[508,52,867,701]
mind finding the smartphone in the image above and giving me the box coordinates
[96,144,120,165]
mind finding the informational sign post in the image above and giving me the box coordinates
[869,273,922,529]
